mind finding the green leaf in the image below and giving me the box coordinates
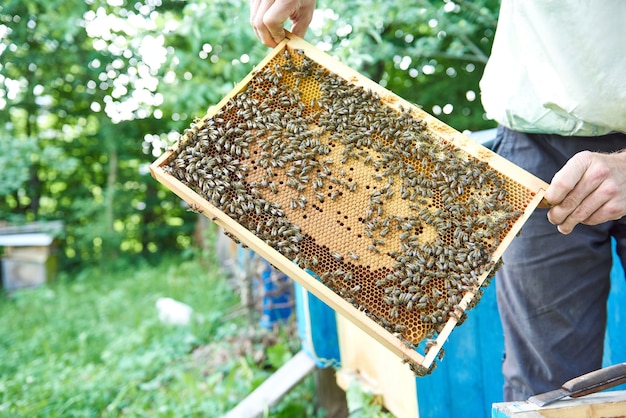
[266,342,292,369]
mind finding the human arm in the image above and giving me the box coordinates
[544,150,626,234]
[249,0,316,47]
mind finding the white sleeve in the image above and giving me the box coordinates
[480,0,626,136]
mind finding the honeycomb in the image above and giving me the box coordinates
[153,36,547,374]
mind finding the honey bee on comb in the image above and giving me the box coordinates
[153,36,547,374]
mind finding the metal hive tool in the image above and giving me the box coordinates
[150,33,549,374]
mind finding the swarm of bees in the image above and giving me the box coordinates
[163,45,535,374]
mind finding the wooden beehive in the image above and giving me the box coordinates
[150,33,548,373]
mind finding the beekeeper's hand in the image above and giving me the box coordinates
[250,0,316,47]
[545,150,626,234]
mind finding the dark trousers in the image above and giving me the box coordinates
[493,126,626,401]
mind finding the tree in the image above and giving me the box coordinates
[0,0,500,268]
[0,0,193,266]
[304,0,499,131]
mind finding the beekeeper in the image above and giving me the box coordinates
[249,0,626,402]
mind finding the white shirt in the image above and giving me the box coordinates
[480,0,626,136]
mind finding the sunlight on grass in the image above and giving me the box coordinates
[0,254,315,417]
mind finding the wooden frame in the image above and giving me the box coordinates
[150,33,548,372]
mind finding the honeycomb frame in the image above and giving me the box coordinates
[150,33,548,373]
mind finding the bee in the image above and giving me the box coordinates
[347,251,359,260]
[398,293,411,304]
[187,203,203,214]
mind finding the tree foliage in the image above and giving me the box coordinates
[0,0,499,269]
[308,0,499,129]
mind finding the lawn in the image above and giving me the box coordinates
[0,250,316,417]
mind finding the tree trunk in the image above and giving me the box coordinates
[103,147,118,260]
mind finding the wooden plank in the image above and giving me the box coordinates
[223,350,316,418]
[314,367,348,418]
[491,390,626,418]
[335,316,419,418]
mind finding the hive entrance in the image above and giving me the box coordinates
[154,36,547,374]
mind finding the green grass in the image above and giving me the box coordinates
[0,252,317,417]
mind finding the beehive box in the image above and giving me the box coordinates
[150,33,548,374]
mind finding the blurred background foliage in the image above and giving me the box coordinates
[0,0,499,270]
